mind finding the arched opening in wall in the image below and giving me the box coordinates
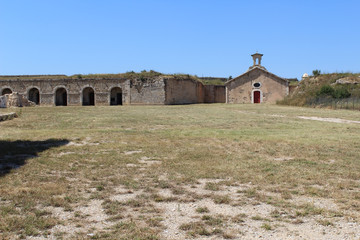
[110,87,122,105]
[1,88,12,95]
[253,90,261,104]
[82,87,95,106]
[28,88,40,105]
[55,88,67,106]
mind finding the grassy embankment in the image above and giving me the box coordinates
[0,70,227,86]
[279,72,360,109]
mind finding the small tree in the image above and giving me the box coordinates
[312,69,321,77]
[228,76,233,80]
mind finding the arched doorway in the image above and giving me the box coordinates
[253,90,261,103]
[55,88,67,106]
[1,88,12,95]
[28,88,40,105]
[110,87,122,105]
[82,87,95,106]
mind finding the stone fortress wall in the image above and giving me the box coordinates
[0,54,291,107]
[0,75,226,106]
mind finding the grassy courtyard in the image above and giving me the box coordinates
[1,104,360,239]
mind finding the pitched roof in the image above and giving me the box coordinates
[225,66,288,85]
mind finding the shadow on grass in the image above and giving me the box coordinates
[0,139,69,177]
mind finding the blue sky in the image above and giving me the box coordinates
[0,0,359,79]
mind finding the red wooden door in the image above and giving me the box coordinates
[254,91,261,103]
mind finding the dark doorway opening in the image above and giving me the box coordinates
[110,87,122,105]
[1,88,12,95]
[253,91,261,103]
[28,88,40,105]
[82,87,95,106]
[55,88,67,106]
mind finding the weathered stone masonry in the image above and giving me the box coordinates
[0,53,290,106]
[0,78,130,106]
[0,76,226,106]
[225,53,289,104]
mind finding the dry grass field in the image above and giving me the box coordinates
[1,104,360,239]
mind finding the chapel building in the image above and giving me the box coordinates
[225,53,289,104]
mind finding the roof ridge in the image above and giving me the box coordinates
[225,67,287,85]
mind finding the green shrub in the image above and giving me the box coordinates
[316,85,351,99]
[317,85,334,97]
[312,69,321,76]
[333,87,351,99]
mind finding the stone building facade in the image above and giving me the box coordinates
[225,53,289,104]
[0,53,289,106]
[0,77,129,106]
[0,75,225,106]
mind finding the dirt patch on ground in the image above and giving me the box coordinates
[273,156,294,161]
[66,141,99,147]
[298,116,360,124]
[124,150,142,155]
[32,176,360,240]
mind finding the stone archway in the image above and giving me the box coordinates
[110,87,122,105]
[28,88,40,105]
[55,88,67,106]
[82,87,95,106]
[1,88,12,95]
